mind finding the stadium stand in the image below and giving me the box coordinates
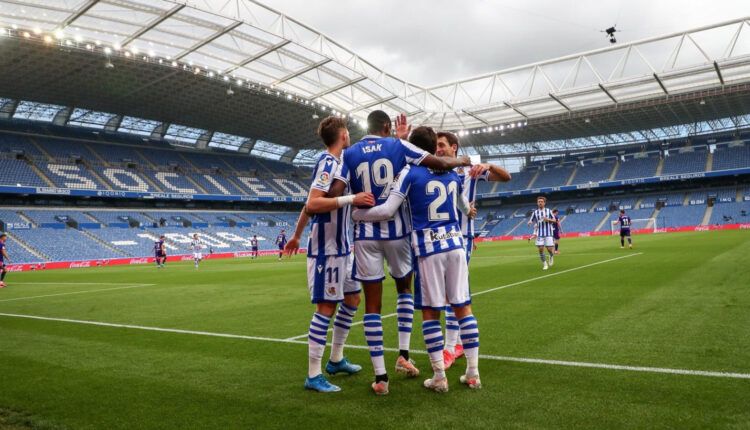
[0,158,48,187]
[662,148,708,174]
[571,158,616,184]
[712,143,750,171]
[614,153,660,180]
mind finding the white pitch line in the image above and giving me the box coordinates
[472,252,643,297]
[1,312,748,380]
[0,284,155,302]
[285,252,643,341]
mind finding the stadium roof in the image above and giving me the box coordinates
[1,1,750,161]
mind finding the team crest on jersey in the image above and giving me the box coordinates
[317,265,324,273]
[318,171,330,185]
[457,167,465,175]
[327,287,336,295]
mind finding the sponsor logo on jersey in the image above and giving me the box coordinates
[427,229,462,242]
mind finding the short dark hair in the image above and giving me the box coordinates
[620,209,625,214]
[437,131,459,151]
[552,209,559,214]
[317,116,348,147]
[409,126,437,154]
[0,233,6,239]
[367,110,391,134]
[537,196,547,202]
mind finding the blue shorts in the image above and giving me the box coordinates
[620,229,631,237]
[251,247,258,252]
[278,244,285,250]
[553,231,560,240]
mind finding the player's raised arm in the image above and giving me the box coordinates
[469,163,512,182]
[395,113,471,171]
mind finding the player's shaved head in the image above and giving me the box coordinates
[409,126,438,154]
[367,110,391,135]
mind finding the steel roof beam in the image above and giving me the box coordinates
[548,93,571,111]
[653,73,669,95]
[61,0,99,28]
[504,101,528,118]
[272,59,332,86]
[713,61,725,86]
[121,4,186,47]
[599,83,618,104]
[461,109,490,126]
[224,40,291,75]
[350,96,398,113]
[311,77,367,99]
[174,21,243,61]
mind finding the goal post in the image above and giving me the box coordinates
[610,218,657,235]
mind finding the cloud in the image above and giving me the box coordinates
[253,0,750,86]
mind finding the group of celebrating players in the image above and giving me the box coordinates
[280,111,513,394]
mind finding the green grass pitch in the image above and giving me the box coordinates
[0,230,749,429]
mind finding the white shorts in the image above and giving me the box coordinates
[415,249,470,309]
[193,252,202,260]
[353,238,413,282]
[535,236,554,247]
[307,253,361,303]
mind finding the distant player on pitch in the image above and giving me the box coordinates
[616,209,633,249]
[154,235,167,268]
[285,115,375,393]
[250,235,259,259]
[528,196,556,270]
[0,233,10,288]
[190,233,203,269]
[275,230,287,260]
[353,127,482,393]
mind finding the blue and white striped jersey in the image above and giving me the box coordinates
[529,207,556,237]
[456,167,489,238]
[391,165,465,257]
[307,152,351,257]
[335,135,428,241]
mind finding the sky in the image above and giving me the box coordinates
[257,0,750,87]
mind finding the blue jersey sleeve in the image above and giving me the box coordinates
[333,150,351,185]
[310,155,338,192]
[390,165,414,198]
[398,139,429,166]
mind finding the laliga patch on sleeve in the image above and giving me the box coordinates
[317,171,331,185]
